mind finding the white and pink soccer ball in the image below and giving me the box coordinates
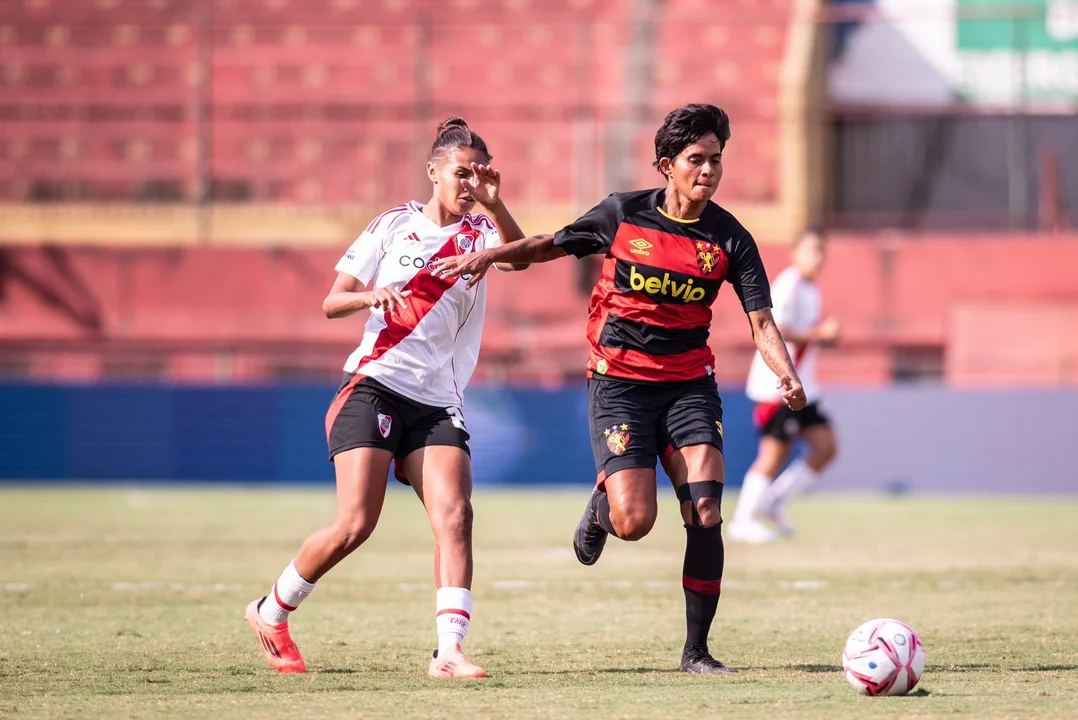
[842,618,925,696]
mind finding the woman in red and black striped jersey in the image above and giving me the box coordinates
[433,104,806,674]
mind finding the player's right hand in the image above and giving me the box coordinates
[461,162,501,208]
[366,287,411,314]
[778,375,807,411]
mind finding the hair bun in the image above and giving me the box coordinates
[436,117,469,138]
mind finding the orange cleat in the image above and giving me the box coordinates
[428,644,488,679]
[245,598,307,674]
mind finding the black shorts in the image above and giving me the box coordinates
[753,400,831,443]
[587,375,724,477]
[325,375,470,481]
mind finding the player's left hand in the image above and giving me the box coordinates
[778,375,807,411]
[432,248,495,289]
[461,163,500,208]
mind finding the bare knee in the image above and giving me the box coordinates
[612,506,656,541]
[695,497,723,528]
[751,435,792,478]
[433,498,474,545]
[331,515,377,554]
[807,434,838,470]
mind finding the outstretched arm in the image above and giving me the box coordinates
[460,162,530,272]
[485,199,530,272]
[747,308,807,410]
[433,192,619,287]
[432,234,568,289]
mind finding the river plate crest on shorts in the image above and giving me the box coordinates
[604,424,631,455]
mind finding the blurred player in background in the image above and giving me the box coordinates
[433,104,806,674]
[729,229,839,544]
[245,118,526,679]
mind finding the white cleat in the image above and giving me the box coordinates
[727,518,779,545]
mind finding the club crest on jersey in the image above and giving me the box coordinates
[455,224,481,254]
[377,413,392,438]
[604,424,631,455]
[695,241,725,276]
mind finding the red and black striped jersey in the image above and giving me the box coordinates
[553,189,772,383]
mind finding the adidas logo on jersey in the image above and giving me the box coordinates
[629,265,706,302]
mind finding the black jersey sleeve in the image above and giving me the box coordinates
[725,223,772,313]
[553,194,622,258]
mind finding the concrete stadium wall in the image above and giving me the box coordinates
[0,383,1073,493]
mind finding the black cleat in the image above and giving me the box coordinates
[573,489,609,566]
[680,646,736,674]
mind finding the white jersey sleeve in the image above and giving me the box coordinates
[769,268,800,328]
[334,206,413,284]
[335,230,385,285]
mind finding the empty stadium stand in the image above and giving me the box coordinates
[0,0,800,210]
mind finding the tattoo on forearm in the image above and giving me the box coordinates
[756,313,797,378]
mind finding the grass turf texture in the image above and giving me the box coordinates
[1,487,1076,719]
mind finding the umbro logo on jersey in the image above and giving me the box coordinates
[628,238,653,256]
[377,414,392,438]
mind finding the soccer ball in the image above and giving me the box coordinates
[842,618,925,696]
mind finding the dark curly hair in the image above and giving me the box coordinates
[429,117,491,163]
[653,104,731,174]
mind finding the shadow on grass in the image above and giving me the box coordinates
[519,667,680,676]
[789,664,842,674]
[1012,664,1078,672]
[598,667,680,675]
[316,668,364,675]
[736,664,843,673]
[936,663,1001,673]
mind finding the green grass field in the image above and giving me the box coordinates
[1,487,1076,719]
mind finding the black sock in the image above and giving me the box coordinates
[682,523,724,652]
[595,491,619,538]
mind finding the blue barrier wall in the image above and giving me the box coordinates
[0,382,757,486]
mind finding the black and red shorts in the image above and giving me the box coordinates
[587,375,724,479]
[753,400,830,443]
[325,374,470,482]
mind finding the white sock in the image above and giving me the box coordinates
[768,459,819,509]
[436,587,472,656]
[733,470,773,524]
[259,561,316,626]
